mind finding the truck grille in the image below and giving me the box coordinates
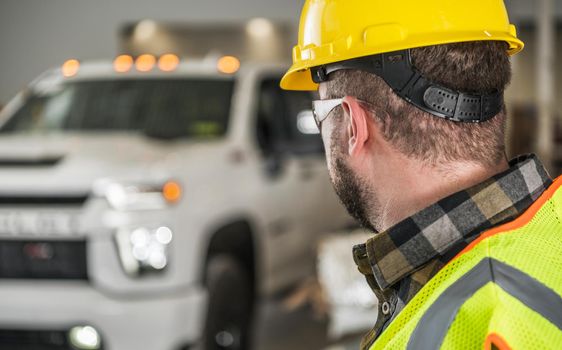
[0,329,71,350]
[0,240,88,280]
[0,194,89,206]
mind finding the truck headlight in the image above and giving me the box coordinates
[115,226,173,276]
[94,179,182,211]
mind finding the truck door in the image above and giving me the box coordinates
[255,77,342,290]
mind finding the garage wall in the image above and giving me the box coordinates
[1,0,562,104]
[0,0,303,103]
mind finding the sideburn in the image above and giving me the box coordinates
[329,125,377,233]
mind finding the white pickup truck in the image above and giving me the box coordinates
[0,55,351,350]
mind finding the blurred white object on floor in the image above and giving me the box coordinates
[317,230,378,340]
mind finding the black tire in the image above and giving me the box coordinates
[203,255,253,350]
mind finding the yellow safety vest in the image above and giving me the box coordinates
[372,177,562,350]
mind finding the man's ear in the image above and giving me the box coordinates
[341,96,371,157]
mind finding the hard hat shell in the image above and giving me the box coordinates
[281,0,524,91]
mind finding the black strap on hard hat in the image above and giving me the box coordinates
[310,49,503,123]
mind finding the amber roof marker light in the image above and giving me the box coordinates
[158,54,180,72]
[217,56,241,74]
[62,59,80,77]
[114,55,134,73]
[135,54,156,72]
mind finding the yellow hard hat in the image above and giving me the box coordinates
[281,0,524,91]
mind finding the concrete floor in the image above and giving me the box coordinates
[254,299,329,350]
[253,299,363,350]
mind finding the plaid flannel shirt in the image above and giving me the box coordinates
[353,154,552,350]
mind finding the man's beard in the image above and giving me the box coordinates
[329,131,379,233]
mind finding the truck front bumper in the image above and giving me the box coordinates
[0,282,207,350]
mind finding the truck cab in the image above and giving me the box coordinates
[0,55,351,350]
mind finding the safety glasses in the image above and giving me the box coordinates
[312,98,344,130]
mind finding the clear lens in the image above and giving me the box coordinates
[311,98,343,129]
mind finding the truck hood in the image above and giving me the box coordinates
[0,132,228,195]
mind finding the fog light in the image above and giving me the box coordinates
[68,326,101,350]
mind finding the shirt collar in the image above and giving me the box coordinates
[353,154,552,291]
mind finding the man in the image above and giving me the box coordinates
[281,1,562,349]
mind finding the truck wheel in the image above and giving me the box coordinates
[203,255,253,350]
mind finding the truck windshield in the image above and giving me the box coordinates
[0,78,234,139]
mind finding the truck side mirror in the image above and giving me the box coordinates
[296,110,319,135]
[265,152,284,179]
[257,113,285,178]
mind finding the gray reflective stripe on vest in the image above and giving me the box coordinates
[407,257,562,350]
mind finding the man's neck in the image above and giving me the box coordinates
[371,155,509,232]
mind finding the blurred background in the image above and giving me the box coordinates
[0,1,560,350]
[1,0,562,172]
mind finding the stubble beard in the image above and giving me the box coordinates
[328,128,380,233]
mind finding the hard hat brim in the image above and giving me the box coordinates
[281,36,524,91]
